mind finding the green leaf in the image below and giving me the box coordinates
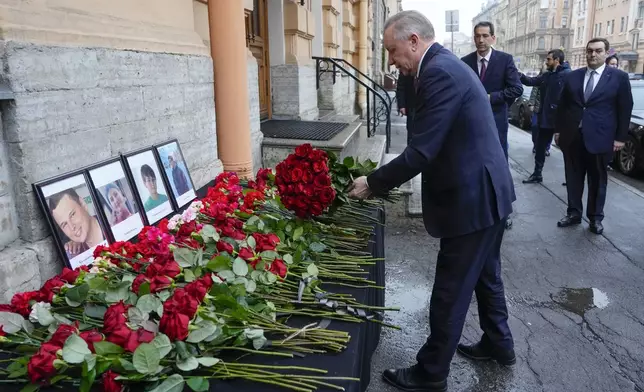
[232,257,249,276]
[250,270,262,281]
[206,255,231,271]
[19,384,39,392]
[283,254,294,265]
[309,242,326,253]
[0,311,25,334]
[88,276,108,291]
[343,156,355,168]
[186,321,217,343]
[127,307,149,326]
[218,270,235,282]
[138,281,151,296]
[21,320,34,334]
[187,377,210,392]
[136,294,162,315]
[307,263,319,277]
[93,341,124,356]
[184,269,195,282]
[62,335,92,364]
[152,334,172,359]
[259,250,279,260]
[245,279,257,293]
[176,356,199,371]
[33,303,55,326]
[173,247,197,268]
[132,343,161,374]
[66,283,90,304]
[293,226,304,240]
[83,304,107,320]
[196,357,220,367]
[149,374,184,392]
[80,358,96,392]
[84,354,96,372]
[200,224,219,243]
[246,235,256,249]
[252,335,267,350]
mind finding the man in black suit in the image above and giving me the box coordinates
[555,38,633,235]
[396,73,417,145]
[348,11,516,392]
[461,22,523,229]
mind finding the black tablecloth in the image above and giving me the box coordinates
[2,182,386,392]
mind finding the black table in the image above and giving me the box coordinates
[2,182,386,392]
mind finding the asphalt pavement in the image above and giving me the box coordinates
[365,118,644,392]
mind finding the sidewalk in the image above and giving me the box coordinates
[365,125,644,392]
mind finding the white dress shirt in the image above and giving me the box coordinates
[584,63,606,96]
[416,43,435,78]
[477,48,493,75]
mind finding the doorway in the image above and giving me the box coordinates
[246,0,271,120]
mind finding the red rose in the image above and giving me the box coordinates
[184,276,213,303]
[318,187,336,204]
[123,328,155,353]
[27,349,57,385]
[158,218,170,233]
[49,323,78,347]
[269,259,288,279]
[102,370,123,392]
[216,240,234,254]
[159,311,190,341]
[131,274,149,295]
[162,261,181,278]
[40,342,62,355]
[314,174,331,188]
[10,291,41,317]
[0,326,5,337]
[105,325,132,349]
[58,268,80,284]
[103,302,130,334]
[291,167,303,182]
[238,247,254,261]
[149,275,172,293]
[295,144,313,157]
[302,169,313,183]
[165,289,199,318]
[312,160,328,173]
[39,276,66,303]
[80,330,103,353]
[0,304,13,312]
[252,233,280,252]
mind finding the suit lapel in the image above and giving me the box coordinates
[587,67,612,103]
[577,68,586,103]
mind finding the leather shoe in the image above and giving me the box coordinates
[589,221,604,234]
[505,218,513,230]
[382,365,447,392]
[557,215,581,227]
[522,173,543,184]
[456,342,516,366]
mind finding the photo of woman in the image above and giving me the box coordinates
[99,181,135,225]
[125,149,174,225]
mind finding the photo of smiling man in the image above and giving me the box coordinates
[41,174,108,269]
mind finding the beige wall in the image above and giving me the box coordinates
[0,0,208,55]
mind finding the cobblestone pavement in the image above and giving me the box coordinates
[366,117,644,392]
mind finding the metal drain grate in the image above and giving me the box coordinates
[260,120,348,141]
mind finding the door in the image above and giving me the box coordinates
[246,0,271,120]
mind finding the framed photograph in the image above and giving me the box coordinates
[87,158,145,242]
[34,172,109,269]
[123,148,175,225]
[155,140,196,208]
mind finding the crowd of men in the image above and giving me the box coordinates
[396,21,633,236]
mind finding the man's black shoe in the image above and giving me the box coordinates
[522,174,543,184]
[557,215,582,227]
[382,365,448,392]
[589,221,604,234]
[456,342,516,366]
[505,218,513,230]
[545,150,551,157]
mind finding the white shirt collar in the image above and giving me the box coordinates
[477,48,493,63]
[416,43,434,78]
[587,63,606,76]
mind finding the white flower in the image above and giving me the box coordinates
[29,302,52,324]
[168,214,183,230]
[181,208,196,223]
[189,200,204,213]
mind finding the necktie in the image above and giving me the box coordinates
[584,70,596,102]
[480,58,487,81]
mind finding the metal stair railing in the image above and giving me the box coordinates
[312,56,392,153]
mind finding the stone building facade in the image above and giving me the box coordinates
[0,0,395,301]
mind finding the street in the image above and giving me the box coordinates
[366,118,644,392]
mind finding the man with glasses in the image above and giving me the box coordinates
[518,49,571,184]
[555,38,633,234]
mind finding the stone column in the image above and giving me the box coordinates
[208,0,254,179]
[312,0,324,57]
[358,0,369,109]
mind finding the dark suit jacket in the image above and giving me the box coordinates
[461,49,523,117]
[367,43,516,239]
[396,73,416,111]
[555,66,633,154]
[520,62,571,129]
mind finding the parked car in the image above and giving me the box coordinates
[509,86,533,130]
[614,80,644,176]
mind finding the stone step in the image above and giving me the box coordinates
[406,174,422,217]
[341,128,387,169]
[318,113,361,123]
[382,153,414,195]
[262,121,362,168]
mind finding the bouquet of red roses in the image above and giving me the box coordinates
[274,144,336,218]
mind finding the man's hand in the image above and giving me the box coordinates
[554,133,560,146]
[614,141,625,152]
[347,176,372,200]
[399,108,407,116]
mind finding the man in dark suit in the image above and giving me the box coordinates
[396,73,417,145]
[461,22,522,229]
[555,38,633,235]
[348,11,516,391]
[519,49,571,184]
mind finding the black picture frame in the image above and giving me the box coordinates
[33,170,110,269]
[122,147,176,226]
[154,139,197,209]
[86,157,146,243]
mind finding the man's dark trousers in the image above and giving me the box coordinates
[415,219,513,380]
[563,131,612,222]
[494,110,509,160]
[533,127,555,173]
